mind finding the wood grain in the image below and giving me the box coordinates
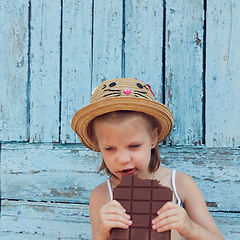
[92,0,123,86]
[124,0,164,102]
[29,0,61,143]
[165,0,204,146]
[1,143,239,239]
[205,0,240,147]
[61,0,93,143]
[0,0,29,141]
[0,0,240,147]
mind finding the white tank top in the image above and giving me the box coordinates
[107,170,183,207]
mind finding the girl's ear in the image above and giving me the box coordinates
[151,127,159,148]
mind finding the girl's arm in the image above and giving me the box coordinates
[89,184,132,240]
[152,172,224,240]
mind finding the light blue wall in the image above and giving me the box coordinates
[1,0,239,147]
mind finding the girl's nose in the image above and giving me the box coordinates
[117,152,131,164]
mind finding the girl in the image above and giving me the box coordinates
[72,78,224,240]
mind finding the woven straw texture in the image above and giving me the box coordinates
[72,78,174,151]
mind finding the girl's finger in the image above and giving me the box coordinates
[104,200,128,215]
[104,213,133,226]
[152,207,179,225]
[101,205,131,220]
[152,214,180,230]
[156,220,179,233]
[111,200,126,210]
[99,203,133,229]
[157,201,177,215]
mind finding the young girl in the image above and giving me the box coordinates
[72,78,224,240]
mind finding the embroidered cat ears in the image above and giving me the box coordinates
[72,78,174,151]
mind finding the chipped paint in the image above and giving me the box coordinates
[1,143,240,239]
[0,0,240,147]
[207,202,218,208]
[206,0,240,147]
[165,0,204,146]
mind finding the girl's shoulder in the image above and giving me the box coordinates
[89,181,111,235]
[173,170,210,216]
[89,180,111,225]
[90,180,110,203]
[174,170,201,202]
[158,167,201,203]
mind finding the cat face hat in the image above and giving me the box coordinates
[71,78,174,151]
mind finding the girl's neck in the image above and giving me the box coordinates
[110,174,121,188]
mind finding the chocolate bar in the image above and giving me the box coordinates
[111,174,172,240]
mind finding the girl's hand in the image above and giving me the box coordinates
[152,202,193,237]
[95,200,132,239]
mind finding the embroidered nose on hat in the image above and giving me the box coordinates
[124,89,131,95]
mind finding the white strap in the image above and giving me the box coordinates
[107,178,113,201]
[172,170,181,206]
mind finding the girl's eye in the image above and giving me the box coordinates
[105,147,114,151]
[130,144,140,148]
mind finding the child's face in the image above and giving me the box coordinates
[94,115,158,180]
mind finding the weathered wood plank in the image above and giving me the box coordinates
[1,143,239,212]
[211,212,240,239]
[92,0,123,86]
[61,0,93,143]
[205,0,240,148]
[124,0,164,102]
[29,0,61,143]
[1,143,107,204]
[159,147,240,212]
[1,200,239,240]
[1,200,91,239]
[0,1,29,141]
[0,1,240,149]
[165,0,204,146]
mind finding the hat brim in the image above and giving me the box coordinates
[72,97,174,152]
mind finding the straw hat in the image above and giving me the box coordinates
[71,78,174,151]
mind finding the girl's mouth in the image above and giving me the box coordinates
[120,168,136,175]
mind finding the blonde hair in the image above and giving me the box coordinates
[91,111,161,176]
